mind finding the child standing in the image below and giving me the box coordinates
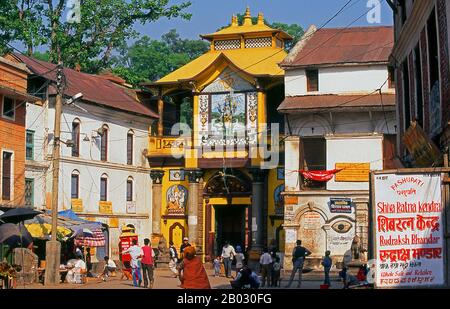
[321,250,332,286]
[213,256,221,277]
[234,246,245,277]
[271,256,281,287]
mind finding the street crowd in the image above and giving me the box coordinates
[66,237,370,289]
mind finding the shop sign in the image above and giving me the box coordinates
[109,217,119,228]
[335,163,370,182]
[126,201,136,214]
[403,121,442,167]
[329,198,352,213]
[373,172,444,288]
[99,201,112,214]
[71,199,83,212]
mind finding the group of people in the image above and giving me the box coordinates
[213,242,245,278]
[120,238,155,288]
[66,237,369,289]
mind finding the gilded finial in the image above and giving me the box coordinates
[257,12,264,25]
[243,6,252,26]
[231,15,238,26]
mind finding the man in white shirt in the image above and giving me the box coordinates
[259,248,273,287]
[122,239,142,287]
[100,256,117,281]
[67,253,86,284]
[221,241,236,278]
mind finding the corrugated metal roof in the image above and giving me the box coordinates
[281,26,394,68]
[14,54,158,118]
[278,94,396,113]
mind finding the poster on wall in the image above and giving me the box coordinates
[329,198,352,213]
[373,172,444,288]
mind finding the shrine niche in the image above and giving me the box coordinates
[274,184,285,215]
[204,170,252,197]
[169,222,185,250]
[166,185,188,215]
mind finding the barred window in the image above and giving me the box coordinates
[214,39,241,50]
[245,37,272,48]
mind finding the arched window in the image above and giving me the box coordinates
[127,130,134,165]
[126,176,133,202]
[72,118,80,157]
[100,124,108,161]
[100,173,108,201]
[71,170,80,199]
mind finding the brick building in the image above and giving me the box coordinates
[0,56,37,208]
[388,0,450,165]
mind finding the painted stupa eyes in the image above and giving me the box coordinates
[331,220,352,233]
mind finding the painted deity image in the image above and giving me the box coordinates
[166,185,188,215]
[210,93,246,139]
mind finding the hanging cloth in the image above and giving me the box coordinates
[297,169,342,182]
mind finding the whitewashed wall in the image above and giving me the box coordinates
[285,65,392,97]
[26,98,155,259]
[25,102,49,210]
[326,135,384,191]
[288,111,397,137]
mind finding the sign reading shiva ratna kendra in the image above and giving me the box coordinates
[373,172,444,288]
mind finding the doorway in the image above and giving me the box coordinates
[214,205,246,256]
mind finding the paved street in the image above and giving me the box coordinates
[18,268,344,289]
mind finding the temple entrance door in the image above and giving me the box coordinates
[214,205,246,256]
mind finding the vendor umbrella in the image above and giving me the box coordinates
[0,208,42,224]
[75,229,105,247]
[0,223,34,248]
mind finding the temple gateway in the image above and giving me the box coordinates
[143,8,290,262]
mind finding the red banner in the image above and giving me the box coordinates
[298,169,342,182]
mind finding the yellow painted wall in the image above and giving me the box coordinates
[267,167,285,252]
[159,167,189,250]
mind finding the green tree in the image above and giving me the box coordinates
[219,14,304,51]
[0,0,192,72]
[112,29,209,86]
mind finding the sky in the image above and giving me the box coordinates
[135,0,394,40]
[14,0,394,54]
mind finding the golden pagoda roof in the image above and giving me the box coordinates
[151,47,287,85]
[200,8,292,41]
[147,8,290,87]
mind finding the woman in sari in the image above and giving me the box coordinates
[177,246,211,289]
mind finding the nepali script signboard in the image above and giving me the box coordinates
[373,172,444,288]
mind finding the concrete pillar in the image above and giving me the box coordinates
[187,169,203,247]
[249,168,267,252]
[284,136,301,192]
[150,170,165,236]
[354,199,369,260]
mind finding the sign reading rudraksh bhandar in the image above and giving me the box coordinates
[373,172,444,288]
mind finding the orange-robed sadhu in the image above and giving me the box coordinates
[181,256,211,289]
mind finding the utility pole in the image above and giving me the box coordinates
[44,62,63,286]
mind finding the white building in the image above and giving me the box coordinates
[278,26,397,270]
[11,54,158,261]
